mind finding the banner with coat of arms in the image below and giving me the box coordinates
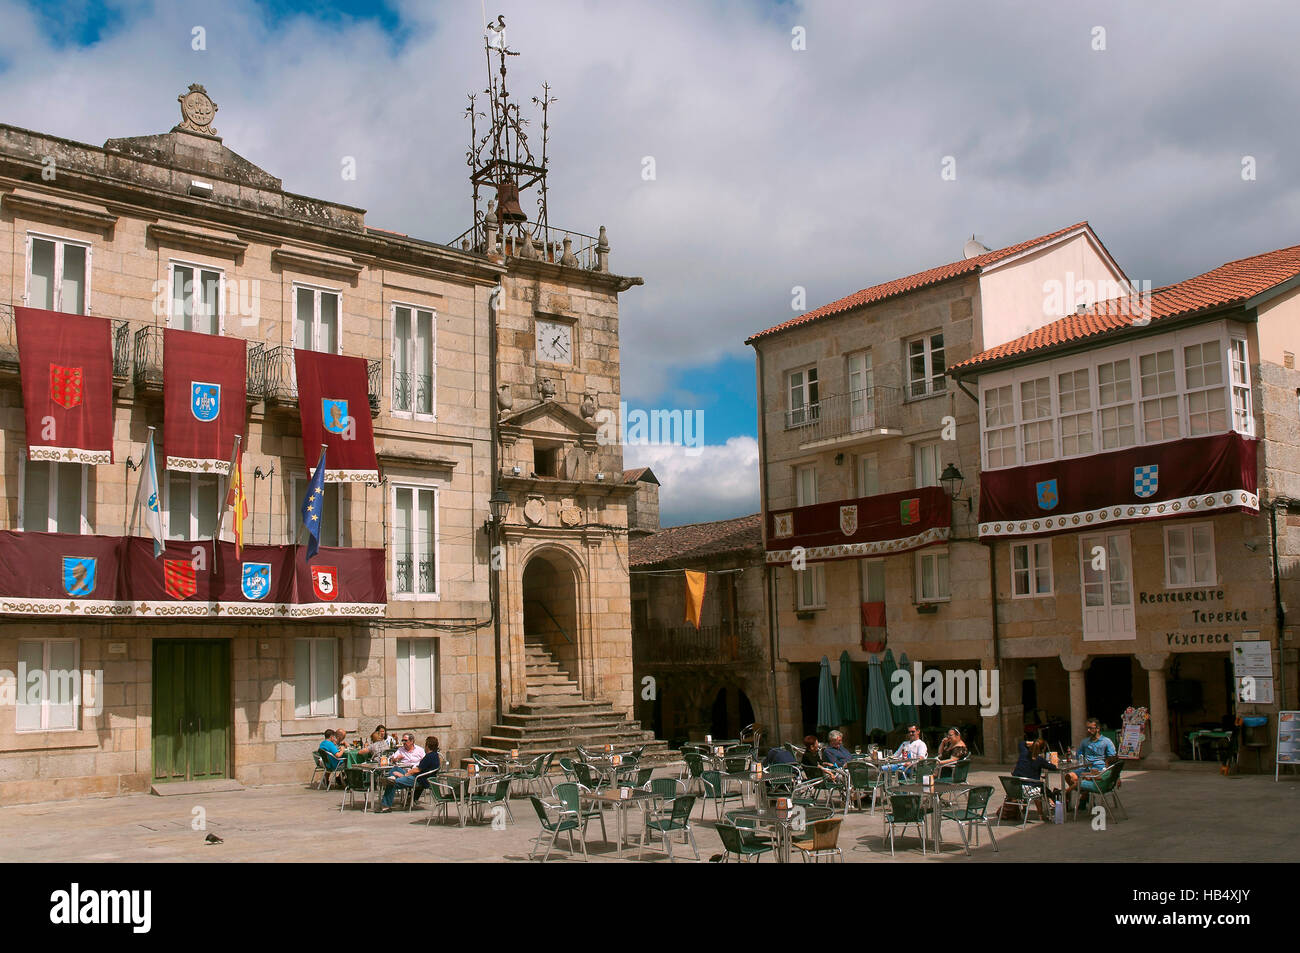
[163,328,248,473]
[978,432,1259,538]
[766,486,950,565]
[14,307,114,465]
[293,349,379,483]
[0,531,386,618]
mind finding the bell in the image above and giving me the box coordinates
[495,180,528,223]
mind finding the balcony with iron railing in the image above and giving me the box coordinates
[258,344,382,417]
[0,303,134,382]
[392,371,433,416]
[633,619,762,667]
[393,555,436,594]
[450,218,609,272]
[785,385,903,449]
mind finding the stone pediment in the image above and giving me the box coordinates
[499,399,598,446]
[104,130,282,190]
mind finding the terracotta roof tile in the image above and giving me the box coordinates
[953,243,1300,374]
[623,466,659,485]
[629,513,763,567]
[745,222,1090,344]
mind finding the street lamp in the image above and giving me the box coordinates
[485,488,511,534]
[940,463,971,511]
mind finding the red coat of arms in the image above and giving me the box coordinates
[839,504,858,537]
[50,364,84,410]
[164,558,197,599]
[312,566,339,601]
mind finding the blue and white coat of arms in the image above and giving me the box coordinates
[191,382,221,421]
[1134,464,1159,498]
[241,562,271,600]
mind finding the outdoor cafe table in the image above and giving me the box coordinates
[348,761,396,813]
[728,805,834,863]
[1041,760,1085,815]
[895,782,970,852]
[435,770,500,825]
[582,788,657,854]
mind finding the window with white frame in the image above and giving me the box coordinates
[292,475,342,547]
[19,460,89,533]
[1229,338,1252,435]
[396,638,439,713]
[1164,522,1216,588]
[294,638,337,718]
[27,234,89,314]
[293,285,341,354]
[392,484,438,598]
[165,472,220,541]
[795,563,826,610]
[915,548,950,602]
[1079,532,1135,640]
[1011,540,1053,597]
[1139,348,1179,442]
[392,305,435,417]
[1183,341,1226,436]
[1057,368,1094,456]
[788,366,819,426]
[169,262,222,335]
[914,442,941,488]
[16,639,79,731]
[983,385,1017,468]
[846,350,874,428]
[795,465,817,506]
[1019,377,1054,463]
[1097,358,1135,450]
[907,332,946,398]
[857,454,879,497]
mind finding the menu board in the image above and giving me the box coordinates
[1277,712,1299,781]
[1232,639,1272,678]
[1118,706,1149,759]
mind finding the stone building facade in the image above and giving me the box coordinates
[0,81,643,802]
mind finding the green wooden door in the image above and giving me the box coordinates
[152,640,231,782]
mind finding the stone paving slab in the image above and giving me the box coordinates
[1,768,1296,863]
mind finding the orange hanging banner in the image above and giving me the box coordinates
[684,570,707,629]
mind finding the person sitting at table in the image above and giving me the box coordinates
[318,730,345,786]
[391,733,425,769]
[380,736,441,812]
[1065,717,1115,797]
[799,735,823,768]
[334,728,349,750]
[1012,736,1055,816]
[935,728,968,766]
[764,746,795,766]
[366,730,387,761]
[883,725,928,775]
[821,730,853,767]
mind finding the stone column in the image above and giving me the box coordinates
[1136,653,1176,768]
[1061,654,1090,746]
[981,657,1004,762]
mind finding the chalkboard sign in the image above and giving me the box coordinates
[1277,711,1299,781]
[1118,706,1149,760]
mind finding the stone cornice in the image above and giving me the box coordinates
[499,474,637,498]
[271,246,364,281]
[147,221,248,258]
[375,449,458,470]
[2,189,118,233]
[504,256,643,294]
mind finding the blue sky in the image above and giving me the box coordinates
[4,0,1300,525]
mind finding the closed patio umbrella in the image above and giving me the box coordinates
[863,656,894,740]
[882,648,905,725]
[816,655,841,731]
[897,652,919,727]
[836,650,860,723]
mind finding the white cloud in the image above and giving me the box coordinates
[625,435,759,527]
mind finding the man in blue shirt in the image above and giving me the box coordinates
[821,730,854,767]
[318,730,345,787]
[1066,717,1115,797]
[764,746,795,766]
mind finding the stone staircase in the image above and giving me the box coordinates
[469,642,673,766]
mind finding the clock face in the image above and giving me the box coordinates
[536,320,573,365]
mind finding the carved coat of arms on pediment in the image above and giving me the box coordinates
[177,83,219,136]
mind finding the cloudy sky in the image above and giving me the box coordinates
[4,0,1299,525]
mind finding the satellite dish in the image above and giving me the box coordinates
[963,236,989,260]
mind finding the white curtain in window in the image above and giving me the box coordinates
[30,239,55,310]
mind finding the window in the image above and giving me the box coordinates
[795,465,817,506]
[392,484,438,598]
[861,558,885,602]
[169,262,222,335]
[397,638,439,713]
[1229,338,1252,435]
[1057,368,1094,456]
[533,445,560,478]
[16,639,79,731]
[788,366,819,426]
[292,475,342,546]
[1139,349,1179,442]
[1096,359,1135,450]
[1182,341,1226,436]
[392,305,435,417]
[1079,532,1135,640]
[294,638,337,718]
[27,234,89,314]
[19,460,88,533]
[907,332,946,398]
[983,385,1017,469]
[1011,540,1053,597]
[1019,377,1054,463]
[1164,523,1216,588]
[293,285,341,354]
[915,548,950,602]
[846,350,874,429]
[796,564,826,609]
[914,443,941,489]
[857,454,878,497]
[166,472,220,541]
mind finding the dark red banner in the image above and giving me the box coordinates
[978,432,1259,537]
[0,531,386,618]
[765,485,951,564]
[163,328,247,473]
[15,307,114,465]
[293,349,378,482]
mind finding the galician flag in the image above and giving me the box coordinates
[131,428,165,557]
[222,435,247,560]
[300,445,327,561]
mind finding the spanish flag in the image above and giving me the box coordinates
[684,570,707,630]
[222,435,247,560]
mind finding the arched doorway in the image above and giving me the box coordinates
[521,549,582,682]
[709,685,755,741]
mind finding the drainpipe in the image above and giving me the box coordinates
[755,345,780,744]
[1269,497,1292,710]
[489,281,505,724]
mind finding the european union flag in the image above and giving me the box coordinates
[300,446,327,561]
